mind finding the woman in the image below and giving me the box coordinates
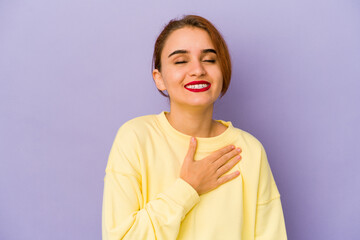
[102,15,287,239]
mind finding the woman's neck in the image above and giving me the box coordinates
[165,105,226,138]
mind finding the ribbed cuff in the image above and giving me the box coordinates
[162,178,200,216]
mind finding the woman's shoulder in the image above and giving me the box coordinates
[114,113,159,139]
[228,123,265,151]
[121,113,157,128]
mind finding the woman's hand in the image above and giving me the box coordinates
[180,137,242,195]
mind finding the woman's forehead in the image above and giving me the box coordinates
[162,27,215,55]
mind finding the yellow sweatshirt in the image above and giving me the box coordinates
[102,111,287,240]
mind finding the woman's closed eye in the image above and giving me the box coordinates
[175,61,187,64]
[175,59,216,64]
[203,59,216,63]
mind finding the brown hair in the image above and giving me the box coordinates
[152,15,232,98]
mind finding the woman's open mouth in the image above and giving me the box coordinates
[184,81,211,92]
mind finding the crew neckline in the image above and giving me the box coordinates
[155,111,238,152]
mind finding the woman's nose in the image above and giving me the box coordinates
[189,59,206,77]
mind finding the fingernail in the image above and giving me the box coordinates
[236,148,241,152]
[191,137,195,142]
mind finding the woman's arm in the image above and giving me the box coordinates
[102,125,200,240]
[102,171,200,240]
[255,144,287,240]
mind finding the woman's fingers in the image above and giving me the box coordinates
[213,147,241,169]
[206,145,236,163]
[216,154,242,177]
[217,170,241,185]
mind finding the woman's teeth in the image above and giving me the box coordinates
[186,84,209,89]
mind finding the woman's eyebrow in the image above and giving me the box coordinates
[202,49,217,55]
[168,49,188,58]
[168,48,217,58]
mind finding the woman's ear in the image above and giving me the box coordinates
[152,69,166,91]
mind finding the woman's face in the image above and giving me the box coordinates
[153,27,223,109]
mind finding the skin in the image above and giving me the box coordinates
[152,27,242,195]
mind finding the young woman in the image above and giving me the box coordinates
[102,15,287,239]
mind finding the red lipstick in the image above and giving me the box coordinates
[184,81,211,92]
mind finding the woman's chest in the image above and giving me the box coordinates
[137,138,244,202]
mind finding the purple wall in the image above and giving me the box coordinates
[1,0,359,239]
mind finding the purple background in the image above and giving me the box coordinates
[1,0,359,239]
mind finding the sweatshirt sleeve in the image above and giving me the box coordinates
[255,144,287,240]
[102,124,200,240]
